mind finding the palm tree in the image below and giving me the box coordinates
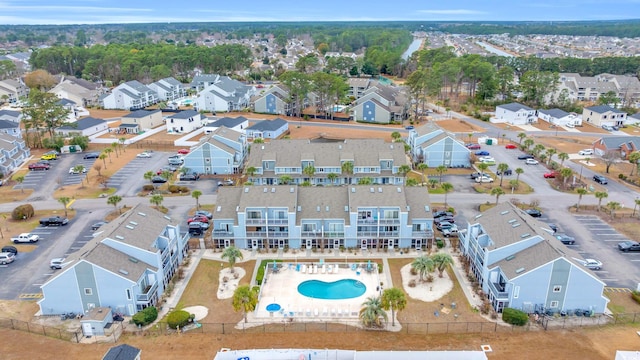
[180,167,191,176]
[435,165,447,183]
[359,296,387,328]
[103,148,113,163]
[545,148,557,165]
[149,194,164,209]
[594,191,608,212]
[357,177,372,185]
[327,172,338,185]
[406,178,419,186]
[245,166,257,182]
[428,178,438,188]
[430,253,453,278]
[441,182,453,207]
[607,201,621,217]
[497,163,509,186]
[523,138,534,151]
[278,175,293,185]
[509,179,519,193]
[341,161,354,185]
[232,285,258,323]
[515,168,524,183]
[99,153,108,169]
[380,288,406,327]
[576,188,588,212]
[477,162,489,177]
[191,190,202,210]
[222,246,243,273]
[57,196,71,217]
[391,131,402,142]
[143,170,154,183]
[517,132,526,144]
[533,144,545,157]
[302,164,316,184]
[107,195,123,214]
[15,175,24,193]
[111,142,119,157]
[253,138,264,144]
[119,137,126,152]
[633,198,640,217]
[411,256,434,281]
[416,163,428,185]
[560,167,573,187]
[557,152,569,168]
[628,151,640,176]
[398,164,411,184]
[491,187,505,205]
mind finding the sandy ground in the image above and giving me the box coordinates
[181,306,208,321]
[216,267,245,300]
[401,263,453,302]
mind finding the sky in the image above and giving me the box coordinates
[0,0,639,25]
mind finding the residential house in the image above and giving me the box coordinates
[493,103,536,125]
[80,307,113,337]
[553,73,617,103]
[593,136,640,160]
[213,349,486,360]
[148,77,186,102]
[0,109,21,123]
[458,202,609,314]
[38,204,189,316]
[49,76,104,107]
[211,185,434,251]
[252,84,290,115]
[408,123,470,168]
[245,118,288,140]
[56,117,108,137]
[537,109,582,127]
[596,73,640,107]
[0,132,30,175]
[102,344,141,360]
[119,109,163,134]
[190,74,220,91]
[630,113,640,124]
[193,74,255,112]
[347,78,372,100]
[182,127,248,175]
[245,138,409,186]
[0,120,20,138]
[582,105,628,128]
[0,79,28,103]
[57,98,78,121]
[165,110,205,134]
[204,116,249,134]
[351,84,408,124]
[102,81,159,110]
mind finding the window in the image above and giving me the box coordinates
[550,301,559,308]
[513,286,520,299]
[553,285,562,293]
[84,288,93,296]
[126,289,132,300]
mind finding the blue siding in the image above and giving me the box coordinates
[362,100,376,122]
[266,94,277,114]
[39,266,84,315]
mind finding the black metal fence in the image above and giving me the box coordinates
[0,317,77,342]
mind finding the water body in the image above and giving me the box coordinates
[401,38,423,60]
[476,41,515,57]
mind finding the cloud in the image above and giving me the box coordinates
[417,9,488,15]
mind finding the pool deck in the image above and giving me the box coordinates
[256,263,381,320]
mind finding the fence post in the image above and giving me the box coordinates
[26,322,30,333]
[42,325,46,337]
[221,323,225,334]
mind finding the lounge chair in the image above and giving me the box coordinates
[306,309,311,316]
[314,308,319,317]
[334,265,339,274]
[301,265,306,273]
[322,307,328,316]
[321,265,326,274]
[331,308,336,316]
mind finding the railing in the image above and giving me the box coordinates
[137,282,158,302]
[488,282,509,299]
[412,230,434,238]
[211,230,234,238]
[378,218,400,224]
[245,218,266,225]
[245,231,267,237]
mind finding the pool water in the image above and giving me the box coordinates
[297,279,366,300]
[266,303,281,312]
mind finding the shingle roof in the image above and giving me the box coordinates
[206,116,247,129]
[538,108,569,119]
[57,117,106,130]
[497,102,534,112]
[123,109,161,118]
[297,187,349,223]
[247,118,288,132]
[598,136,640,150]
[585,105,626,114]
[102,344,141,360]
[0,110,20,119]
[238,185,298,212]
[168,109,199,119]
[0,119,19,129]
[56,98,76,106]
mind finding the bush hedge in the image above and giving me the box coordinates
[132,306,158,326]
[502,308,528,326]
[166,309,191,329]
[12,204,34,220]
[168,185,180,193]
[632,290,640,304]
[256,259,282,285]
[142,184,155,191]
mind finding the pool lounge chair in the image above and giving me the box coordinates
[322,307,328,316]
[314,308,319,317]
[334,265,339,274]
[306,309,311,317]
[301,265,306,273]
[321,265,326,274]
[331,308,336,316]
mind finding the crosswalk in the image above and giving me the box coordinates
[19,293,43,299]
[604,287,632,293]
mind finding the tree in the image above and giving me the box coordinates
[359,296,387,328]
[143,170,154,183]
[57,197,71,217]
[357,177,373,185]
[99,153,108,169]
[517,132,526,144]
[545,148,557,165]
[111,142,120,158]
[560,167,573,187]
[519,70,558,107]
[107,195,123,214]
[191,190,202,210]
[380,288,406,327]
[21,89,71,148]
[222,246,243,273]
[509,179,519,193]
[119,137,127,152]
[435,165,447,183]
[103,148,113,163]
[430,253,453,278]
[515,168,524,183]
[245,166,257,181]
[416,163,428,185]
[428,178,438,188]
[606,201,621,217]
[398,164,411,184]
[411,256,434,281]
[441,182,453,207]
[24,69,57,90]
[533,144,545,157]
[602,151,621,173]
[149,194,164,209]
[628,151,640,176]
[598,90,620,107]
[232,285,258,324]
[278,175,293,185]
[93,162,102,177]
[327,172,338,185]
[15,175,24,193]
[594,191,608,212]
[523,138,534,151]
[391,131,402,142]
[633,198,640,217]
[576,188,588,212]
[477,163,489,177]
[302,164,316,183]
[253,138,264,144]
[491,187,505,205]
[557,152,569,168]
[497,163,509,186]
[341,161,354,185]
[406,178,418,186]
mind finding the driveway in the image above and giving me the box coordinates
[107,152,172,197]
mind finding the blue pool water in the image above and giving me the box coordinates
[297,279,366,300]
[266,303,281,312]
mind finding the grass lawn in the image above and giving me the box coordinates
[0,209,76,250]
[605,289,640,315]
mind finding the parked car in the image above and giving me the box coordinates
[40,153,57,160]
[0,252,15,264]
[29,163,50,171]
[36,160,51,166]
[505,144,517,149]
[50,257,66,270]
[496,168,512,176]
[91,221,107,231]
[434,216,455,224]
[436,221,457,231]
[188,221,209,230]
[475,150,490,156]
[546,223,558,233]
[618,241,640,252]
[470,172,489,180]
[11,233,39,243]
[187,215,209,224]
[578,149,593,156]
[168,158,183,166]
[1,245,17,255]
[479,156,496,165]
[525,209,542,217]
[517,154,534,160]
[39,216,69,226]
[137,152,152,158]
[433,211,454,219]
[217,179,234,186]
[475,175,494,183]
[565,123,575,128]
[151,176,167,184]
[525,158,539,165]
[466,144,481,150]
[195,210,213,219]
[555,233,576,245]
[177,149,190,155]
[593,175,608,184]
[544,171,559,178]
[83,152,100,159]
[405,125,414,130]
[69,166,87,174]
[180,173,200,181]
[574,258,602,270]
[602,125,614,131]
[442,227,459,237]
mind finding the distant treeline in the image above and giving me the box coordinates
[485,55,640,77]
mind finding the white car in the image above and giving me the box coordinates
[565,123,575,128]
[578,149,593,156]
[475,175,494,183]
[573,257,602,270]
[69,166,87,174]
[525,158,539,165]
[137,152,152,158]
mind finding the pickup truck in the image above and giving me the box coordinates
[39,216,69,226]
[11,233,40,243]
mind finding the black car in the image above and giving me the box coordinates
[555,233,576,245]
[618,241,640,252]
[546,223,558,233]
[91,221,107,231]
[517,154,534,160]
[83,152,100,159]
[497,169,512,176]
[593,175,608,185]
[1,245,17,255]
[525,209,542,217]
[39,216,69,226]
[180,173,199,181]
[151,176,167,184]
[433,211,454,219]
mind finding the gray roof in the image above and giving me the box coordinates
[160,77,182,86]
[213,187,244,221]
[348,78,371,88]
[598,136,640,150]
[585,105,626,114]
[247,118,288,132]
[413,122,444,137]
[238,185,299,212]
[123,109,161,118]
[124,80,151,93]
[102,344,141,360]
[497,102,534,112]
[0,109,21,119]
[631,113,640,121]
[422,132,466,149]
[81,244,155,283]
[56,98,76,106]
[0,119,19,129]
[206,116,247,128]
[297,187,350,223]
[216,76,247,93]
[538,108,569,118]
[348,185,413,210]
[167,109,199,119]
[119,123,139,128]
[57,117,106,130]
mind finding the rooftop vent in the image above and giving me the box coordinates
[511,223,521,228]
[520,233,530,238]
[325,206,329,212]
[508,219,517,224]
[125,225,135,230]
[370,187,374,193]
[263,188,268,193]
[216,206,221,212]
[235,206,239,212]
[378,187,382,193]
[406,206,410,211]
[351,187,355,193]
[344,206,349,212]
[129,221,138,226]
[316,206,320,212]
[271,188,275,193]
[129,257,138,263]
[137,212,146,217]
[290,187,294,193]
[244,188,249,193]
[506,255,515,261]
[118,269,129,275]
[390,144,394,149]
[163,215,171,221]
[115,235,125,240]
[475,214,483,219]
[397,187,402,193]
[515,267,525,274]
[297,206,301,212]
[500,211,509,215]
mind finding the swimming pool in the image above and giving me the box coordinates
[297,279,366,300]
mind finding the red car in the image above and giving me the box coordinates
[187,215,209,224]
[177,149,190,155]
[505,144,517,149]
[28,163,50,171]
[466,143,481,150]
[544,171,559,178]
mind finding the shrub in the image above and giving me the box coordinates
[436,239,445,248]
[425,274,434,283]
[619,173,626,180]
[502,308,528,326]
[166,310,191,329]
[11,204,34,220]
[408,279,416,287]
[168,185,180,193]
[132,306,158,326]
[632,290,640,304]
[142,184,155,191]
[410,267,417,276]
[179,186,190,193]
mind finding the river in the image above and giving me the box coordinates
[401,38,423,60]
[476,41,515,57]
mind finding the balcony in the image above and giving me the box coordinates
[246,218,266,225]
[136,282,158,303]
[378,218,400,225]
[301,230,321,238]
[212,229,234,239]
[245,231,267,237]
[412,230,434,238]
[488,282,509,300]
